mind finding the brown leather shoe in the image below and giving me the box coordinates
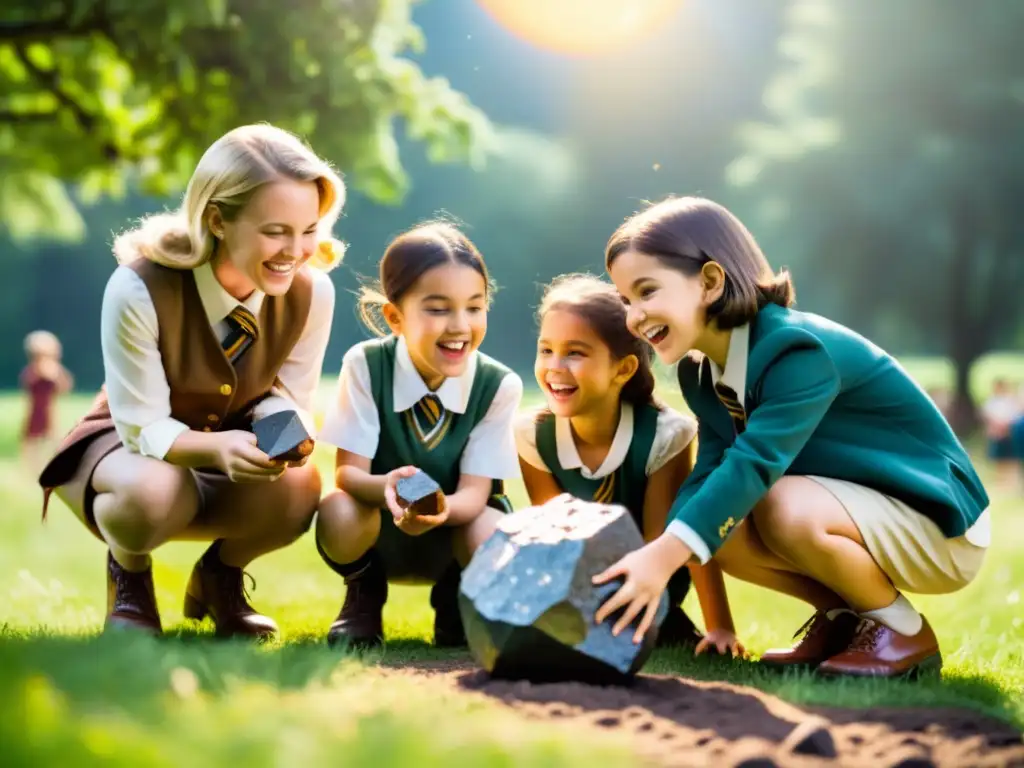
[817,616,942,678]
[327,552,387,650]
[105,551,163,635]
[183,541,278,641]
[760,610,860,668]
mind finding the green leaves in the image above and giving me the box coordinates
[0,0,493,240]
[0,170,84,242]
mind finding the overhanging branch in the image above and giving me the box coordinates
[0,107,59,122]
[0,1,106,44]
[14,43,95,132]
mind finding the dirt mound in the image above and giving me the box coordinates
[382,660,1024,767]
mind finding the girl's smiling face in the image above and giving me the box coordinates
[608,249,719,365]
[385,263,488,390]
[534,308,634,418]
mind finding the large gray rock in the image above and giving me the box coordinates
[458,494,668,684]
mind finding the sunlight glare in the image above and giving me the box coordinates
[475,0,684,56]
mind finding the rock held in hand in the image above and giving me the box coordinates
[395,470,443,517]
[458,494,669,685]
[252,410,310,461]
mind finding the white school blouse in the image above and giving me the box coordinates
[514,402,697,479]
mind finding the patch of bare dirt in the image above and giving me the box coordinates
[377,659,1024,767]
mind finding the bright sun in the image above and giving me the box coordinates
[475,0,684,56]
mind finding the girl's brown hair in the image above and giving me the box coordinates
[538,273,656,407]
[358,221,492,336]
[605,196,794,329]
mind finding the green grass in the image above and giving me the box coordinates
[1,353,1022,765]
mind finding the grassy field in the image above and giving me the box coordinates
[0,355,1022,766]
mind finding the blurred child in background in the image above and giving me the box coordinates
[20,330,73,471]
[982,378,1022,489]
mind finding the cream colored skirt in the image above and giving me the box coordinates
[807,476,989,595]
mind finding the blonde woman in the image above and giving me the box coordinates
[39,124,344,641]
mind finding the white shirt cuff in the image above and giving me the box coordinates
[458,373,523,480]
[666,520,713,565]
[137,418,191,460]
[459,454,522,481]
[963,508,991,548]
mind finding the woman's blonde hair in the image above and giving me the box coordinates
[114,123,346,271]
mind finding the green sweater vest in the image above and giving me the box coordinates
[534,403,659,529]
[363,337,512,499]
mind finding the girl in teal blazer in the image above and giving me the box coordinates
[593,196,990,678]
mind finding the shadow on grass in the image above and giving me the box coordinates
[0,630,640,768]
[0,626,481,710]
[0,628,351,709]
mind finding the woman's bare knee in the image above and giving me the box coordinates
[263,463,321,539]
[93,457,198,553]
[315,489,380,562]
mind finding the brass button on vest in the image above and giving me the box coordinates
[202,426,212,432]
[220,384,233,396]
[207,414,219,423]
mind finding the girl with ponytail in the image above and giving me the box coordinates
[515,273,741,655]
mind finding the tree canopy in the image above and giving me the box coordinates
[0,0,493,240]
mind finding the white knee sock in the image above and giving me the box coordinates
[860,593,923,636]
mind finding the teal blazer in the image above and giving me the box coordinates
[671,303,989,557]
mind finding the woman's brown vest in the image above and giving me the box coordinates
[38,258,315,513]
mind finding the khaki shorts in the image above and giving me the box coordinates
[807,476,988,595]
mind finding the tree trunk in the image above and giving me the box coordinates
[945,200,983,437]
[948,351,980,436]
